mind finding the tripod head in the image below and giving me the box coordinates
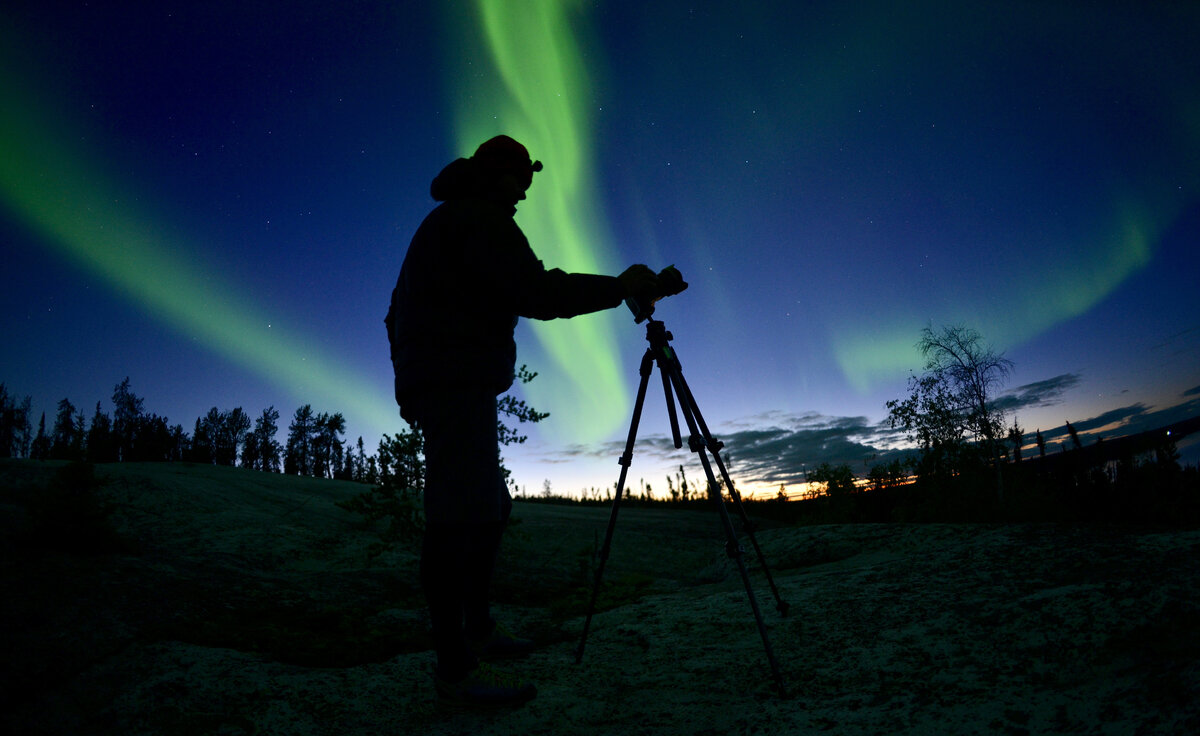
[625,265,688,323]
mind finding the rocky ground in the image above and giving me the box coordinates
[2,460,1199,735]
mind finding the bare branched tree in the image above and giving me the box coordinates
[887,324,1013,500]
[917,324,1013,450]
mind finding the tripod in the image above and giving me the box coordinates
[574,319,789,696]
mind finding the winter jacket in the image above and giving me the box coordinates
[386,157,624,417]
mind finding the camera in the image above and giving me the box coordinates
[626,265,688,323]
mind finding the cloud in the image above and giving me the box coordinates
[531,411,908,488]
[1029,397,1200,450]
[530,382,1200,489]
[656,413,908,487]
[719,422,903,486]
[992,373,1082,413]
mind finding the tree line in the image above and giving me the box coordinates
[500,325,1197,528]
[828,324,1196,524]
[0,378,382,483]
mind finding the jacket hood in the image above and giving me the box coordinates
[430,157,486,202]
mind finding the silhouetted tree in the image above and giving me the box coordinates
[184,407,248,465]
[352,436,368,482]
[112,378,144,462]
[30,412,51,459]
[375,429,424,494]
[50,398,85,461]
[134,413,173,461]
[496,365,549,487]
[190,416,213,463]
[167,423,187,461]
[810,462,856,497]
[1065,420,1083,451]
[1008,418,1024,463]
[312,412,346,479]
[0,384,33,458]
[921,325,1011,446]
[337,428,426,557]
[673,465,691,502]
[887,324,1012,499]
[15,395,32,458]
[243,406,282,472]
[0,383,13,458]
[867,459,907,491]
[215,408,250,466]
[337,448,355,481]
[85,402,119,463]
[497,366,549,446]
[363,454,379,486]
[196,408,223,464]
[285,404,315,475]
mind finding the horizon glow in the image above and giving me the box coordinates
[444,0,629,443]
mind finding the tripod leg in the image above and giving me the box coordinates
[709,451,791,616]
[575,349,655,665]
[697,433,789,697]
[661,363,788,696]
[659,358,682,449]
[666,351,790,617]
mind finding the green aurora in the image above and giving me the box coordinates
[0,67,398,437]
[444,0,629,442]
[831,197,1164,391]
[3,2,1196,459]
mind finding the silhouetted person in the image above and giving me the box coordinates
[386,135,659,707]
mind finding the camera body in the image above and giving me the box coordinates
[626,265,688,323]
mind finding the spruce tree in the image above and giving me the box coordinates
[190,416,213,464]
[215,408,250,466]
[112,378,144,462]
[244,406,282,471]
[30,412,50,459]
[285,405,315,475]
[258,406,282,472]
[86,402,118,463]
[0,384,33,458]
[50,398,84,461]
[312,412,345,479]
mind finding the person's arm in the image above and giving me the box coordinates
[482,216,655,320]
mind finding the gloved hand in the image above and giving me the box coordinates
[618,264,658,300]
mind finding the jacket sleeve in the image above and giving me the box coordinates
[513,268,624,320]
[480,213,625,320]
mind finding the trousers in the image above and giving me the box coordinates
[410,388,512,526]
[409,387,514,678]
[420,510,510,679]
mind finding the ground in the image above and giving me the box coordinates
[2,460,1198,735]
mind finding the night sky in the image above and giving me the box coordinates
[3,1,1198,497]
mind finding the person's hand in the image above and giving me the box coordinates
[618,264,658,300]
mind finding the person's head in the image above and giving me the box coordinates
[471,135,543,202]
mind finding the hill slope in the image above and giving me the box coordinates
[2,460,1198,734]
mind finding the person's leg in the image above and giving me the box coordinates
[464,491,535,658]
[417,390,524,676]
[420,522,476,681]
[421,518,535,706]
[463,516,506,641]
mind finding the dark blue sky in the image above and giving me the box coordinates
[2,1,1198,495]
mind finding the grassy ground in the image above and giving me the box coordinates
[2,459,1198,735]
